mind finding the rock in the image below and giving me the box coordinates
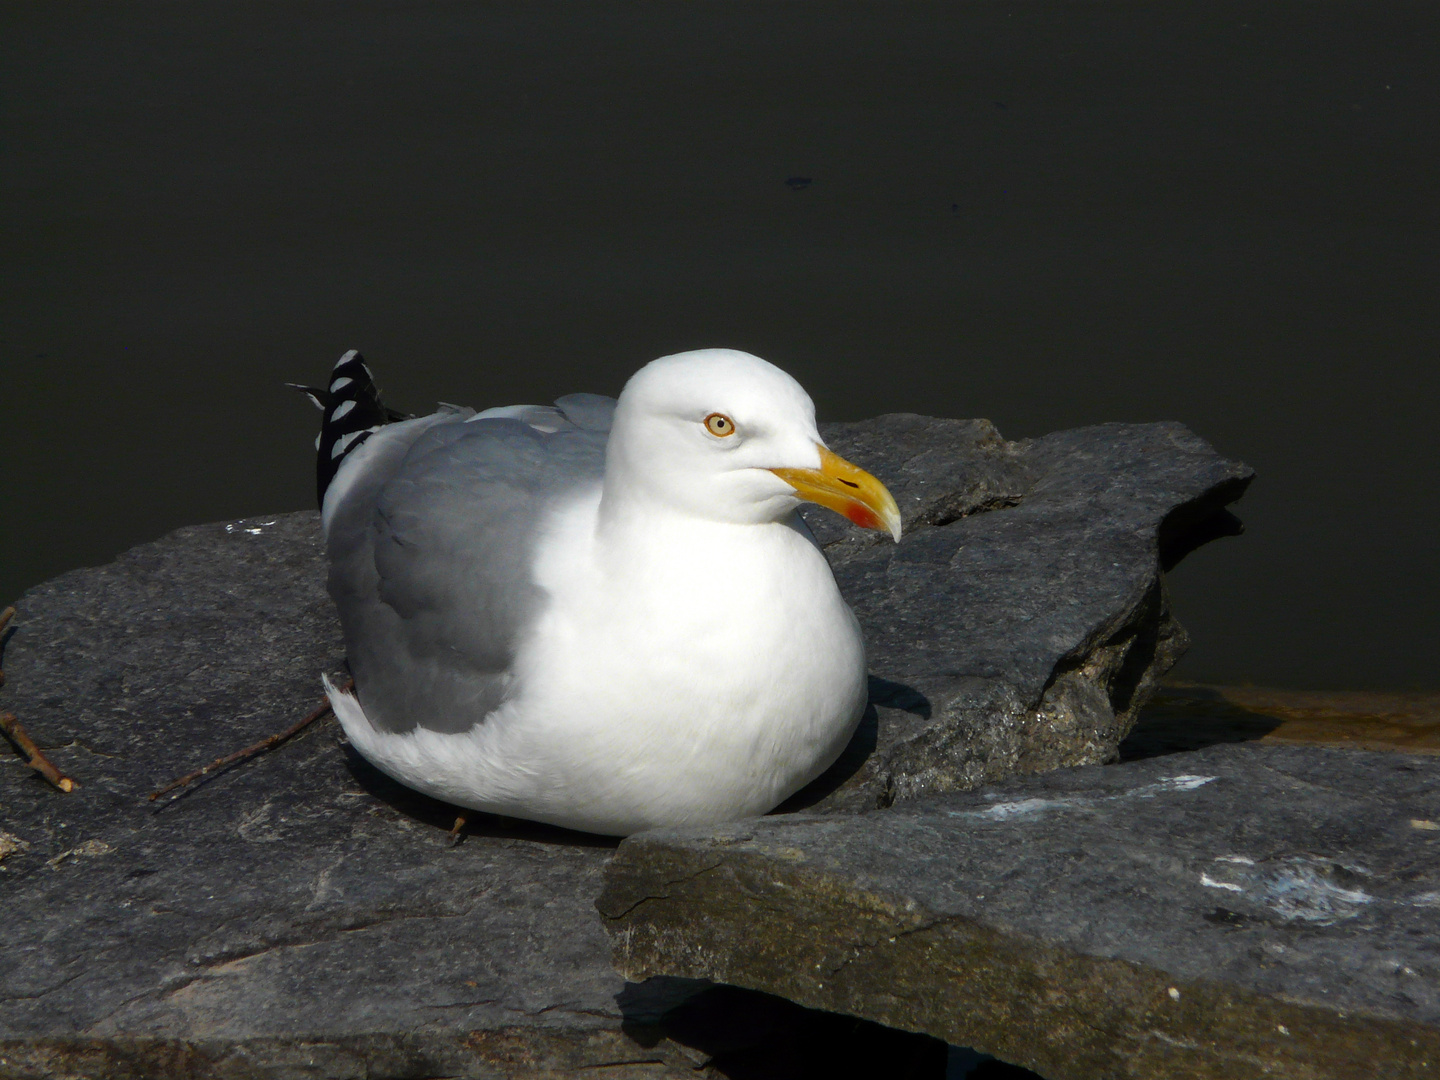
[794,416,1251,811]
[0,509,964,1079]
[0,514,724,1078]
[600,743,1440,1080]
[0,414,1248,1077]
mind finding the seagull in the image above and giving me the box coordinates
[301,347,901,836]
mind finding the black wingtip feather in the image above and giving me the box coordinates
[313,350,404,507]
[286,382,331,411]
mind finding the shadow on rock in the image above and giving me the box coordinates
[1118,685,1283,761]
[617,979,1048,1079]
[775,676,931,814]
[618,980,948,1079]
[342,744,619,848]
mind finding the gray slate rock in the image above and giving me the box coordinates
[600,743,1440,1080]
[796,416,1251,811]
[0,514,718,1079]
[0,414,1246,1077]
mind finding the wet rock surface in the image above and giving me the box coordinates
[602,743,1440,1080]
[0,415,1247,1077]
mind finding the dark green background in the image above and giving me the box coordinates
[3,2,1437,689]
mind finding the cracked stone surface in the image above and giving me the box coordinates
[600,743,1440,1080]
[0,414,1245,1077]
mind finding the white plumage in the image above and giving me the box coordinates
[316,348,900,836]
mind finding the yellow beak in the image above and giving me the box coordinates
[770,444,902,542]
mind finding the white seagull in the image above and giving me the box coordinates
[305,348,900,836]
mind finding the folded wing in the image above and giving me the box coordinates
[324,392,614,734]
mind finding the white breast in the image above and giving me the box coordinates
[490,493,868,834]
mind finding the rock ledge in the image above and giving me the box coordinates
[602,744,1440,1080]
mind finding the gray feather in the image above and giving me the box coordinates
[325,401,613,734]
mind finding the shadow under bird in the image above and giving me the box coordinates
[297,348,901,836]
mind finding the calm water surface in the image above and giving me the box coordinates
[3,2,1437,690]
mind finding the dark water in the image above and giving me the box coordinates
[3,2,1437,690]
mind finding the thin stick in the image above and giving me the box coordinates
[0,607,74,791]
[148,687,345,802]
[0,712,76,793]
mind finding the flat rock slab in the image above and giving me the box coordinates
[0,415,1246,1077]
[0,514,727,1079]
[601,743,1440,1079]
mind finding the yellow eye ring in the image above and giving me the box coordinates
[704,413,736,437]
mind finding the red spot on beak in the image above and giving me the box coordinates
[844,504,882,530]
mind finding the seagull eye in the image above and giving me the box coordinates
[704,413,737,438]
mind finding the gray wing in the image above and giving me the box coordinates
[326,393,615,734]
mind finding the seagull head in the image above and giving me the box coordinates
[605,348,901,541]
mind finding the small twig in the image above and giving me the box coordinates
[148,685,348,802]
[0,712,76,793]
[0,607,73,791]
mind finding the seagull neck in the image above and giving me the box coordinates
[594,471,760,566]
[595,477,685,544]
